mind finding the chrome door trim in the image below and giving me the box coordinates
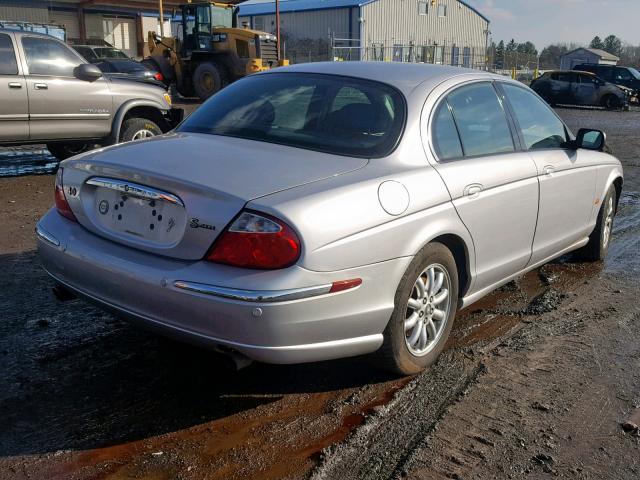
[86,177,185,207]
[0,114,28,121]
[173,281,333,303]
[30,113,111,120]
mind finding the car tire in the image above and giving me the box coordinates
[46,142,94,161]
[119,118,163,143]
[375,242,459,376]
[576,184,617,262]
[602,94,620,110]
[192,62,229,100]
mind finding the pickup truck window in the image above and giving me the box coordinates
[21,36,82,77]
[0,33,18,75]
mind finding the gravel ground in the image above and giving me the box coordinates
[0,105,639,479]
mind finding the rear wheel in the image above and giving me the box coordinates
[192,62,229,101]
[119,117,162,143]
[576,184,617,261]
[46,142,94,160]
[376,243,459,375]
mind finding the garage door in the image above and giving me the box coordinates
[102,16,137,57]
[49,10,80,43]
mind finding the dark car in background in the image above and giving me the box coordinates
[72,45,165,88]
[573,64,640,102]
[531,70,630,110]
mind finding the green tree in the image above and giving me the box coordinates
[589,36,604,49]
[603,34,623,57]
[517,41,538,56]
[539,43,570,69]
[506,39,517,52]
[495,40,505,69]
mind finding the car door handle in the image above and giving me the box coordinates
[34,83,48,90]
[8,82,22,89]
[463,184,483,198]
[543,165,556,176]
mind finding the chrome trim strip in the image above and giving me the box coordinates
[35,225,60,247]
[173,281,333,303]
[0,114,28,120]
[30,113,111,120]
[86,177,184,207]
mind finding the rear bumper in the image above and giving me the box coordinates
[37,210,411,364]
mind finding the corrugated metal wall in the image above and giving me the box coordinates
[361,0,487,50]
[0,5,49,23]
[49,11,80,41]
[242,8,355,40]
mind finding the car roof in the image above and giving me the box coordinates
[0,28,60,40]
[260,61,500,96]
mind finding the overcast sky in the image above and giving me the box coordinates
[466,0,639,49]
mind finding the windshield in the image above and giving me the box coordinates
[629,68,640,80]
[93,47,128,59]
[178,73,406,158]
[211,6,233,27]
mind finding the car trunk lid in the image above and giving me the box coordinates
[62,132,367,260]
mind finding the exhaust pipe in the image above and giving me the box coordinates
[213,345,253,370]
[52,284,76,302]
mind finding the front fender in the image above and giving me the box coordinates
[108,99,169,145]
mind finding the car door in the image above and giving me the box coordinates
[427,81,540,292]
[549,72,573,104]
[0,32,28,142]
[499,82,597,265]
[18,35,112,141]
[572,73,599,106]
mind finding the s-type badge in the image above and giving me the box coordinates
[98,200,109,215]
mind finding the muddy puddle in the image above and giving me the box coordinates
[0,147,58,177]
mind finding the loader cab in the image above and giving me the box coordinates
[181,3,238,56]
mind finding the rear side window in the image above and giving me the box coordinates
[432,101,463,160]
[74,46,97,60]
[502,83,568,150]
[445,83,515,157]
[22,36,82,76]
[0,33,18,75]
[179,73,406,158]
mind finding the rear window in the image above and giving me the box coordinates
[178,73,406,158]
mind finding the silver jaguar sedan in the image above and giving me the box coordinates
[37,62,623,375]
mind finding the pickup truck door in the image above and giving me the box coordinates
[498,82,597,265]
[0,32,28,141]
[18,35,112,141]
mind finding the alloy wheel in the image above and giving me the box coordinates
[404,264,451,356]
[603,195,614,248]
[131,129,156,141]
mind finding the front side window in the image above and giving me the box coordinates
[179,73,406,158]
[445,82,515,157]
[73,46,97,60]
[0,33,18,75]
[614,68,632,81]
[502,83,568,150]
[22,36,82,76]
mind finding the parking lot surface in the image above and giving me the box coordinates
[1,105,639,479]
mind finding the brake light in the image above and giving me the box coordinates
[54,168,76,222]
[154,72,164,81]
[207,211,300,269]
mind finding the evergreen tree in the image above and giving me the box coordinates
[603,35,623,57]
[589,36,604,49]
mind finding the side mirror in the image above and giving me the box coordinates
[575,128,606,151]
[74,63,103,82]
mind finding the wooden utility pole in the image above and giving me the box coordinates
[276,0,281,60]
[159,0,165,37]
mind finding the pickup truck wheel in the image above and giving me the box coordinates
[375,242,459,376]
[119,118,162,143]
[46,142,93,160]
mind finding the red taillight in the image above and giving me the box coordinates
[54,168,76,222]
[207,211,300,269]
[154,72,164,81]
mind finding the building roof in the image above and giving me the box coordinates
[239,0,490,23]
[562,47,620,61]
